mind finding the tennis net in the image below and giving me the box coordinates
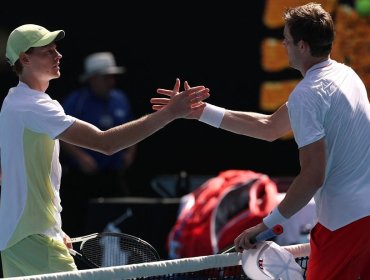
[5,243,309,280]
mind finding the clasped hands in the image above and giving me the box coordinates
[150,78,210,119]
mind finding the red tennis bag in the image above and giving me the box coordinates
[167,170,279,258]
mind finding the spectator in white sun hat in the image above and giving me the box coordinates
[60,52,137,237]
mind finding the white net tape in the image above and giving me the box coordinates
[3,243,310,280]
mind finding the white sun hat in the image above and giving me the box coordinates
[80,52,126,82]
[241,241,304,280]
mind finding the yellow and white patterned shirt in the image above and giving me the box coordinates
[0,82,75,250]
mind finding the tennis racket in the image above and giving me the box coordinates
[221,224,284,254]
[68,232,161,268]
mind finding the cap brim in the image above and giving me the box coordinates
[242,241,304,279]
[32,30,65,48]
[79,66,126,83]
[242,242,272,279]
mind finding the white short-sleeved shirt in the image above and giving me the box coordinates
[0,82,76,250]
[287,59,370,230]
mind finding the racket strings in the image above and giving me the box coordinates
[296,256,309,278]
[81,234,160,267]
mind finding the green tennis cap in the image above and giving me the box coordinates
[6,24,65,66]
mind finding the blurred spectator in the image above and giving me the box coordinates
[61,52,137,236]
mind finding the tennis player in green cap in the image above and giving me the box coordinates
[0,24,209,277]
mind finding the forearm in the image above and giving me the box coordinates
[104,109,173,154]
[60,81,208,155]
[263,172,321,230]
[221,110,278,141]
[278,172,320,219]
[60,109,174,155]
[265,139,326,227]
[199,102,291,141]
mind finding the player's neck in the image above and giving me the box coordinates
[302,56,330,76]
[19,73,50,93]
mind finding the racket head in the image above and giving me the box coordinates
[79,232,160,267]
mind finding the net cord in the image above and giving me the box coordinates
[4,243,310,280]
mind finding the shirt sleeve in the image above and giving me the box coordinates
[23,98,76,140]
[287,86,327,148]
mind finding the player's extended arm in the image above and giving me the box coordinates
[154,80,291,142]
[59,83,209,155]
[220,103,291,141]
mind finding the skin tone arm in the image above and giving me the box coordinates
[234,138,326,251]
[59,79,210,154]
[153,81,292,141]
[220,104,291,141]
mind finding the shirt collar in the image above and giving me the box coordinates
[306,58,332,75]
[18,81,30,88]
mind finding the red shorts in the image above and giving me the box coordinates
[307,215,370,280]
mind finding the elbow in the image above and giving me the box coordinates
[100,144,116,156]
[240,129,279,142]
[94,131,131,155]
[310,163,326,190]
[93,130,119,155]
[263,130,282,142]
[266,125,291,142]
[264,135,279,142]
[260,122,284,142]
[304,170,325,191]
[95,140,116,155]
[315,172,325,189]
[103,149,115,156]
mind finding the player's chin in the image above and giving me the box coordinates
[50,71,61,79]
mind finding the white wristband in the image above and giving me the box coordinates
[199,103,225,128]
[263,207,288,229]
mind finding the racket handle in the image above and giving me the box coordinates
[250,224,284,244]
[221,224,284,254]
[69,249,99,268]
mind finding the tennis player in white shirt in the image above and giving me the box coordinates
[153,3,370,279]
[0,24,209,277]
